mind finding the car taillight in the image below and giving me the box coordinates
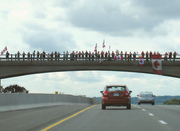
[125,91,129,96]
[152,95,155,97]
[103,91,108,96]
[140,95,142,97]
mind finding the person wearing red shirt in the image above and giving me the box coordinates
[101,51,104,59]
[141,51,144,58]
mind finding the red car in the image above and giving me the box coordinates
[100,85,132,109]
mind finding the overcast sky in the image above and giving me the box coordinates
[1,0,180,97]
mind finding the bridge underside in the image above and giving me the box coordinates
[0,60,180,79]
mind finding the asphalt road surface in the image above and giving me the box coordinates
[0,104,180,131]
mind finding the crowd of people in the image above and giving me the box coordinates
[5,50,178,61]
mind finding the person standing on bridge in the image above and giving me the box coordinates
[66,51,69,61]
[146,51,148,61]
[105,51,107,60]
[98,51,100,60]
[78,51,81,60]
[22,51,26,61]
[63,51,65,61]
[27,52,30,60]
[88,51,91,61]
[85,50,88,61]
[54,51,57,61]
[173,51,176,61]
[164,52,168,61]
[108,51,111,60]
[112,51,114,60]
[58,52,60,61]
[169,52,172,61]
[95,50,97,60]
[116,50,119,57]
[124,51,128,60]
[40,53,43,60]
[150,51,152,60]
[17,51,20,61]
[6,51,9,60]
[121,51,123,58]
[133,52,136,61]
[75,51,78,61]
[32,50,35,60]
[157,51,160,56]
[37,51,39,61]
[101,50,104,60]
[51,52,53,61]
[141,51,144,58]
[128,52,132,61]
[82,51,84,60]
[72,51,75,61]
[92,52,94,61]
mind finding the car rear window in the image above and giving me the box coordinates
[141,92,152,95]
[107,86,126,91]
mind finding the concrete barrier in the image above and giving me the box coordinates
[0,93,101,112]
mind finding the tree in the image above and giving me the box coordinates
[3,84,29,93]
[0,86,4,93]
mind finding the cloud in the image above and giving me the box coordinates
[60,0,180,37]
[21,22,77,53]
[133,0,180,19]
[2,71,180,97]
[52,0,78,8]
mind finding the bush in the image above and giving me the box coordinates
[163,98,180,105]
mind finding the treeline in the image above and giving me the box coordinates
[163,98,180,105]
[93,96,180,105]
[0,84,29,93]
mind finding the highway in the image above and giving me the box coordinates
[0,104,180,131]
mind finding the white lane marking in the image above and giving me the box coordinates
[142,109,146,111]
[176,106,179,107]
[149,113,154,116]
[159,120,167,124]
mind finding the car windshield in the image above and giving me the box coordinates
[107,86,125,91]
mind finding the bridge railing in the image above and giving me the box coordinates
[0,54,180,61]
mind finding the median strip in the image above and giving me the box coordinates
[41,105,97,131]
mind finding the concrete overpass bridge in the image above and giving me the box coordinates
[0,57,180,79]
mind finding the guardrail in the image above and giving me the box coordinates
[0,54,180,61]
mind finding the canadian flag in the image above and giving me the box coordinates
[139,56,144,67]
[1,46,7,55]
[114,55,123,60]
[102,40,105,48]
[94,44,97,52]
[151,55,162,75]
